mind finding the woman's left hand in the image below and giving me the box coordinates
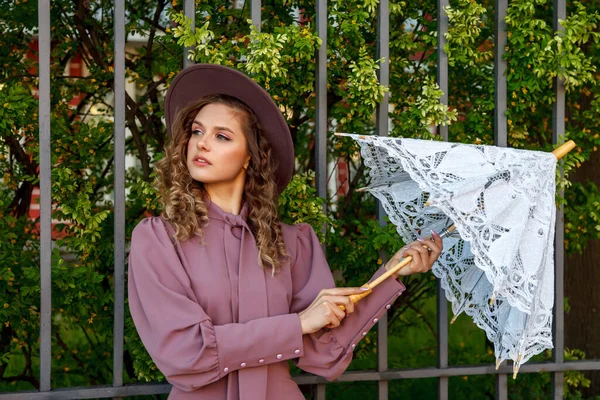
[385,231,443,278]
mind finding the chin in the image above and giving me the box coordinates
[190,174,209,184]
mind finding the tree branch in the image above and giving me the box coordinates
[405,301,437,341]
[128,3,168,34]
[0,373,39,389]
[92,154,115,198]
[55,330,102,384]
[124,96,152,179]
[73,2,109,71]
[144,0,168,72]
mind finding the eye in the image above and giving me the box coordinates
[217,133,231,141]
[191,128,204,136]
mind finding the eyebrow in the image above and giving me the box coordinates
[192,120,237,136]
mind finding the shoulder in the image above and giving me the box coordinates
[279,222,320,263]
[131,216,177,248]
[128,217,195,290]
[279,221,318,242]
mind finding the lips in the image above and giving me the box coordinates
[193,156,212,166]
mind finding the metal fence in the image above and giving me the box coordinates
[3,0,600,398]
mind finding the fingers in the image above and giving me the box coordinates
[327,300,348,320]
[310,292,358,314]
[325,295,356,314]
[398,231,444,276]
[427,230,443,256]
[322,299,347,328]
[314,289,363,314]
[388,245,409,266]
[300,289,367,334]
[402,244,428,274]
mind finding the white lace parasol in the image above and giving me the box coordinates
[341,133,559,376]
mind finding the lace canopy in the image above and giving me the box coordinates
[344,134,557,374]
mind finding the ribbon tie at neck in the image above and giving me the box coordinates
[207,200,269,400]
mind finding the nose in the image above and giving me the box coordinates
[196,135,210,151]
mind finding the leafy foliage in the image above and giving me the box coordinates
[1,0,599,397]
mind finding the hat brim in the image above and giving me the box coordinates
[165,64,294,194]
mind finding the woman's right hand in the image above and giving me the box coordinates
[297,287,371,335]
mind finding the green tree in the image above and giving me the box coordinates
[1,0,599,398]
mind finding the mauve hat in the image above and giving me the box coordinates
[165,64,294,193]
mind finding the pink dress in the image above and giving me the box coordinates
[128,200,405,399]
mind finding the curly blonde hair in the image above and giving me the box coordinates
[155,94,288,273]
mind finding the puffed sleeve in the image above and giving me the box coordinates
[128,218,304,392]
[290,224,406,381]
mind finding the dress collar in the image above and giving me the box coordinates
[205,198,249,228]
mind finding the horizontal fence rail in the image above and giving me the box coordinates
[2,0,598,398]
[3,361,600,399]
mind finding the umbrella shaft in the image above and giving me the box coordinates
[339,228,456,311]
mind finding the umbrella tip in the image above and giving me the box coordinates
[450,315,458,324]
[552,140,577,160]
[496,358,502,370]
[356,187,368,192]
[512,354,522,379]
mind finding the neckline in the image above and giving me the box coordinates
[206,198,249,228]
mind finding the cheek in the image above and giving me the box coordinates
[225,146,249,168]
[186,139,195,156]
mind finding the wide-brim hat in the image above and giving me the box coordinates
[165,64,294,193]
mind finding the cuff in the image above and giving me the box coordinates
[214,313,305,378]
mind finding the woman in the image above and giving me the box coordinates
[128,64,442,400]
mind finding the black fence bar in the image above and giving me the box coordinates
[38,0,52,392]
[374,0,390,296]
[315,0,328,397]
[436,281,449,400]
[251,0,261,31]
[377,315,389,399]
[375,1,390,396]
[315,383,326,400]
[493,2,509,395]
[437,0,449,141]
[436,1,450,399]
[112,0,126,391]
[496,374,508,399]
[552,0,567,397]
[494,0,508,147]
[183,0,195,68]
[315,0,327,202]
[376,0,390,139]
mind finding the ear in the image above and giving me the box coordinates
[243,154,251,170]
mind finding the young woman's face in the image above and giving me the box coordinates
[186,103,251,190]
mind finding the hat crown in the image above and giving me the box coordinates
[165,64,294,193]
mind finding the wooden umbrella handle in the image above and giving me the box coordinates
[552,140,576,160]
[338,255,413,311]
[339,286,373,311]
